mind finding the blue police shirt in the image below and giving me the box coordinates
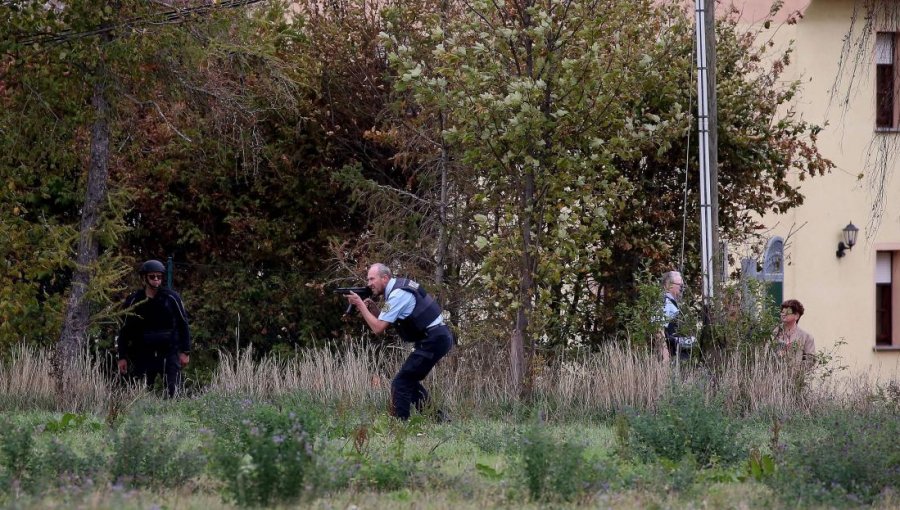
[663,292,679,320]
[378,278,443,328]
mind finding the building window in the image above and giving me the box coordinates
[873,250,900,348]
[876,251,893,345]
[876,32,898,129]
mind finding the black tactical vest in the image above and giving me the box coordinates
[664,295,681,336]
[390,278,443,342]
[125,288,182,346]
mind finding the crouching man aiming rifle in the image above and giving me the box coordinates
[344,263,453,421]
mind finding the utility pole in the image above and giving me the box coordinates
[694,0,716,302]
[705,0,722,291]
[694,0,719,304]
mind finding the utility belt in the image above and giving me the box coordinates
[412,325,453,359]
[399,323,447,342]
[141,329,175,350]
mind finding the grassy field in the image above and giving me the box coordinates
[1,343,899,509]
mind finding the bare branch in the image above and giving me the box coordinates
[121,92,194,143]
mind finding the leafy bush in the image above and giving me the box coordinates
[210,406,315,507]
[43,412,103,434]
[355,454,413,491]
[185,394,258,445]
[273,393,328,436]
[0,416,108,494]
[615,268,672,349]
[306,437,358,492]
[509,422,612,502]
[109,411,204,488]
[627,386,744,467]
[26,435,107,492]
[467,421,515,454]
[185,393,326,445]
[779,408,900,504]
[0,420,33,489]
[345,415,425,491]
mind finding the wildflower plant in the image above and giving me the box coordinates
[779,408,900,504]
[110,410,204,489]
[210,406,315,507]
[627,385,744,467]
[508,420,609,502]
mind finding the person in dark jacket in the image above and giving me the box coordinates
[344,263,453,420]
[117,259,191,397]
[662,270,695,362]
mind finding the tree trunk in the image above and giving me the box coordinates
[509,326,525,397]
[512,166,536,399]
[434,111,450,288]
[54,75,111,388]
[509,0,537,399]
[434,0,451,290]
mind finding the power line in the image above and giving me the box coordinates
[14,0,268,48]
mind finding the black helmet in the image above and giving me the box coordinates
[139,259,166,274]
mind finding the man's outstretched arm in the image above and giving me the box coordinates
[346,291,391,334]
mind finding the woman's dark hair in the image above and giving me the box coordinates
[781,299,805,318]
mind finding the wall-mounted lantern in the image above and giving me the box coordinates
[836,222,859,258]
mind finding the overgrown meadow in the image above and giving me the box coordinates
[1,343,899,509]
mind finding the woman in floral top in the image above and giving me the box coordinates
[773,299,815,365]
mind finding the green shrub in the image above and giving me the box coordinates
[0,420,34,490]
[509,422,612,502]
[109,411,204,488]
[658,454,699,492]
[178,393,254,442]
[273,393,328,436]
[210,406,314,507]
[1,417,108,494]
[355,454,413,491]
[42,412,103,434]
[306,437,357,492]
[627,386,744,467]
[345,415,425,492]
[615,268,672,349]
[779,408,900,504]
[467,421,515,454]
[26,435,107,492]
[186,393,326,448]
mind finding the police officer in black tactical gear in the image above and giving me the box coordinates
[117,259,191,397]
[344,263,453,420]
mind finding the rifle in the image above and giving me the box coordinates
[334,286,374,315]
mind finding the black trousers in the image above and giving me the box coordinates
[391,325,453,420]
[133,348,182,397]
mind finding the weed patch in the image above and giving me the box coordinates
[110,410,204,489]
[509,421,614,502]
[626,386,744,467]
[209,406,315,507]
[778,408,900,504]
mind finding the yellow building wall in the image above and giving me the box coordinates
[745,0,900,380]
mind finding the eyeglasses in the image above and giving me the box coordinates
[780,309,795,316]
[147,274,164,281]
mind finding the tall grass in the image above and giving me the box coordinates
[209,342,394,406]
[0,344,144,414]
[0,340,890,418]
[208,341,888,417]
